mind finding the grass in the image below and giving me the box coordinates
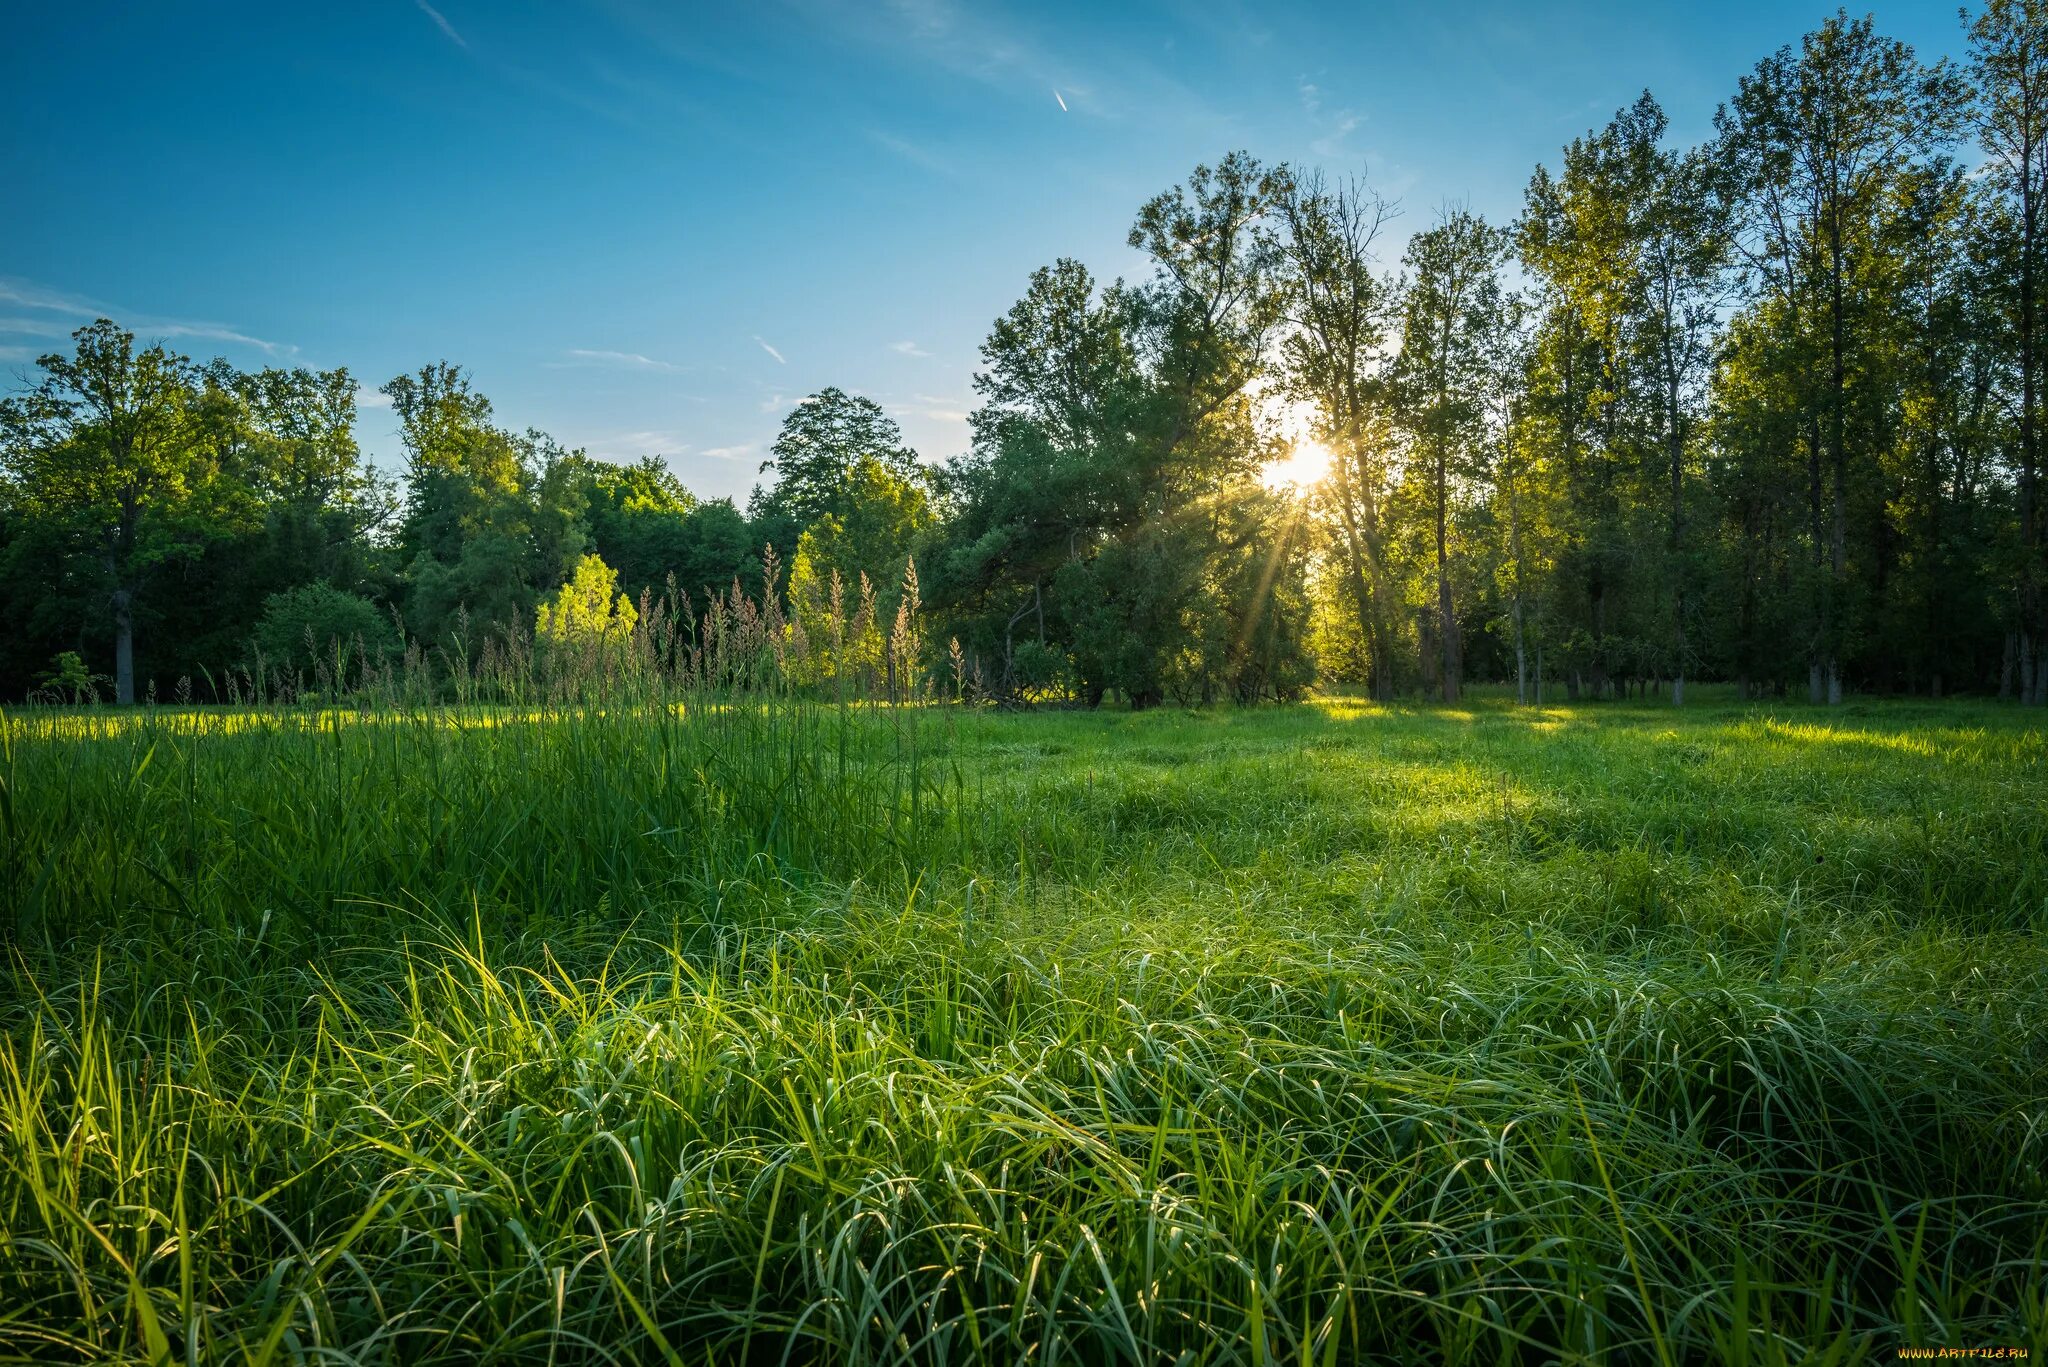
[1,687,2044,1363]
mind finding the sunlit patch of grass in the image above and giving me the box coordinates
[1,688,2044,1362]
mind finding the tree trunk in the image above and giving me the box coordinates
[1590,578,1609,699]
[1435,441,1459,703]
[2021,118,2042,705]
[1827,211,1849,707]
[1513,596,1527,706]
[1668,367,1686,707]
[112,585,136,705]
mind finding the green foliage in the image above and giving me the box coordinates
[788,454,935,628]
[30,650,103,703]
[932,156,1313,706]
[252,583,397,682]
[384,363,554,647]
[0,320,252,703]
[754,388,925,534]
[534,551,639,644]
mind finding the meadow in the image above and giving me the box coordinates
[1,688,2044,1363]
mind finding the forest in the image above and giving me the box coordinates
[8,8,2048,711]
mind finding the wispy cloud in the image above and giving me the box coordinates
[0,345,34,364]
[888,394,972,423]
[867,129,958,178]
[553,347,687,374]
[414,0,468,50]
[0,315,73,339]
[825,0,1223,133]
[889,340,931,358]
[0,279,98,313]
[353,386,394,410]
[758,392,787,413]
[156,321,294,352]
[0,276,296,356]
[753,336,786,365]
[700,443,757,462]
[587,429,687,461]
[1299,75,1364,161]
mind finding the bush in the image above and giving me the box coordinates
[252,584,397,684]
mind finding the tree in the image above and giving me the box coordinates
[383,363,548,648]
[253,583,398,685]
[1393,210,1512,702]
[536,552,639,644]
[1627,107,1731,705]
[934,153,1304,707]
[1278,172,1404,699]
[753,389,924,541]
[1715,13,1966,702]
[1969,0,2048,702]
[217,361,393,587]
[788,454,935,625]
[0,320,242,703]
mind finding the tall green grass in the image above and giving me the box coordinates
[2,687,2044,1363]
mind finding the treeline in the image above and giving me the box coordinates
[4,6,2046,707]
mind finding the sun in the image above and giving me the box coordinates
[1261,438,1333,492]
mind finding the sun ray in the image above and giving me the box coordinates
[1261,438,1332,491]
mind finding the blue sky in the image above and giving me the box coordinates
[1,1,1970,502]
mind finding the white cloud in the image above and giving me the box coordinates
[0,315,72,338]
[700,444,757,462]
[0,279,100,313]
[1298,73,1367,163]
[588,430,687,461]
[0,345,34,363]
[889,396,971,424]
[414,0,467,49]
[0,276,294,356]
[753,336,786,365]
[889,340,931,358]
[758,392,787,413]
[867,129,957,177]
[156,322,294,354]
[554,348,687,374]
[353,386,393,410]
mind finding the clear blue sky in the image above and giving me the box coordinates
[1,1,1970,502]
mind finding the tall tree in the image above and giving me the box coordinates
[1394,209,1511,702]
[1715,13,1965,702]
[383,363,549,646]
[752,388,924,549]
[0,321,237,703]
[1969,0,2048,702]
[1626,98,1731,704]
[1278,172,1403,698]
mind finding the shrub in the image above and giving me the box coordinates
[252,584,397,684]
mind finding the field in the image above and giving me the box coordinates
[1,690,2044,1363]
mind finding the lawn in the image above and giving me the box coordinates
[1,690,2044,1363]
